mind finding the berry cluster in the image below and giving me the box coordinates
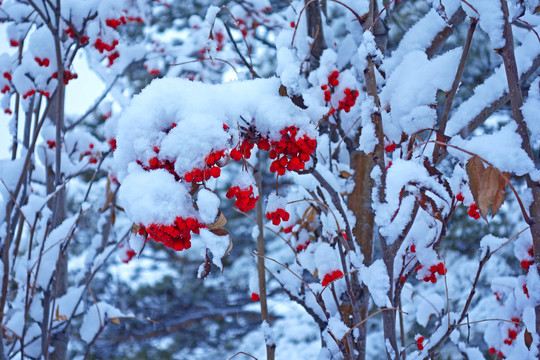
[521,246,534,271]
[296,239,310,252]
[138,156,179,180]
[268,126,316,175]
[251,292,259,302]
[266,208,290,226]
[385,142,396,153]
[52,70,78,85]
[10,39,19,47]
[320,70,360,113]
[107,51,120,66]
[1,85,10,94]
[503,327,518,345]
[337,88,359,113]
[82,143,98,164]
[34,57,50,67]
[140,217,205,251]
[106,17,127,29]
[231,140,254,161]
[65,28,89,44]
[121,249,136,263]
[321,269,343,287]
[94,38,119,53]
[22,89,36,99]
[415,335,425,351]
[226,185,258,212]
[422,262,447,283]
[184,150,224,182]
[456,192,464,202]
[467,203,480,219]
[488,348,505,358]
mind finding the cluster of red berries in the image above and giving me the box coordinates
[321,269,343,287]
[296,239,310,252]
[215,31,225,51]
[521,246,534,271]
[22,89,36,99]
[108,138,117,151]
[94,38,119,53]
[184,150,225,182]
[267,126,316,175]
[107,51,120,66]
[137,147,179,180]
[230,140,254,161]
[422,263,447,283]
[488,348,505,358]
[266,208,290,226]
[226,185,259,212]
[251,292,259,302]
[34,57,50,67]
[337,88,359,113]
[385,142,397,153]
[503,327,518,345]
[467,203,480,219]
[82,143,98,164]
[1,85,10,94]
[65,28,89,44]
[456,192,464,202]
[39,90,50,98]
[140,217,205,251]
[121,249,136,263]
[523,284,529,298]
[52,70,78,85]
[46,140,56,149]
[106,17,127,29]
[415,336,425,351]
[3,72,11,81]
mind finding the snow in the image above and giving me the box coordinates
[361,260,391,308]
[197,189,220,223]
[463,0,505,49]
[380,48,461,142]
[449,122,535,176]
[118,168,196,225]
[522,77,540,142]
[80,301,127,343]
[198,228,230,270]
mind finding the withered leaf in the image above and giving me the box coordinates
[525,329,533,349]
[207,211,227,230]
[110,318,120,324]
[340,170,352,179]
[199,250,212,279]
[466,156,485,206]
[416,192,443,222]
[210,228,229,237]
[477,166,508,220]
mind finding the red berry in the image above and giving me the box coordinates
[456,193,464,202]
[251,293,259,302]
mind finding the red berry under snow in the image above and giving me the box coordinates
[321,270,343,287]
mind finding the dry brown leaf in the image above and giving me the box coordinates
[416,193,443,222]
[477,166,508,220]
[525,329,533,349]
[131,223,141,234]
[54,306,68,322]
[110,318,120,324]
[466,156,485,206]
[491,171,509,217]
[207,211,227,230]
[313,268,318,278]
[210,228,229,237]
[340,170,352,179]
[535,5,540,13]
